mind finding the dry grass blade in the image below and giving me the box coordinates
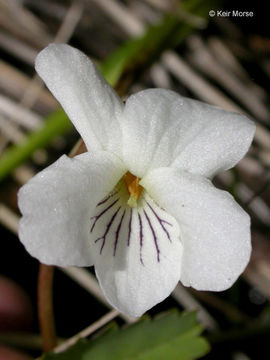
[172,284,218,330]
[0,114,25,143]
[60,267,137,324]
[90,0,144,37]
[35,310,120,359]
[244,233,270,301]
[0,94,42,130]
[0,203,19,234]
[187,36,270,124]
[0,60,57,112]
[20,0,84,110]
[0,31,38,65]
[0,0,51,46]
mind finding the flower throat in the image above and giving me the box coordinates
[124,171,143,207]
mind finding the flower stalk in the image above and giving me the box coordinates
[38,264,56,352]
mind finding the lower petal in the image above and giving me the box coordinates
[18,151,126,266]
[91,191,182,317]
[141,168,251,291]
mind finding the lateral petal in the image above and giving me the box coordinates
[18,152,126,266]
[141,168,251,291]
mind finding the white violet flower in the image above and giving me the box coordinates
[18,44,256,317]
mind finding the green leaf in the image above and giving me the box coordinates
[43,310,210,360]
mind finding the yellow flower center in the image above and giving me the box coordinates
[124,171,143,207]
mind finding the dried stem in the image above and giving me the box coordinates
[37,264,56,352]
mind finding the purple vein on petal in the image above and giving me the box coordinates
[127,208,133,246]
[90,198,119,232]
[97,190,118,206]
[147,202,172,242]
[138,212,144,265]
[144,210,160,262]
[95,207,121,254]
[114,209,126,256]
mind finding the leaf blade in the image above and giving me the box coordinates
[43,310,210,360]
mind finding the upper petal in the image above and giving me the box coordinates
[121,89,255,178]
[141,168,251,291]
[91,190,182,317]
[18,151,126,266]
[35,44,124,154]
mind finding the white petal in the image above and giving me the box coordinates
[122,89,255,178]
[18,152,126,266]
[90,190,182,317]
[141,168,251,291]
[35,44,124,154]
